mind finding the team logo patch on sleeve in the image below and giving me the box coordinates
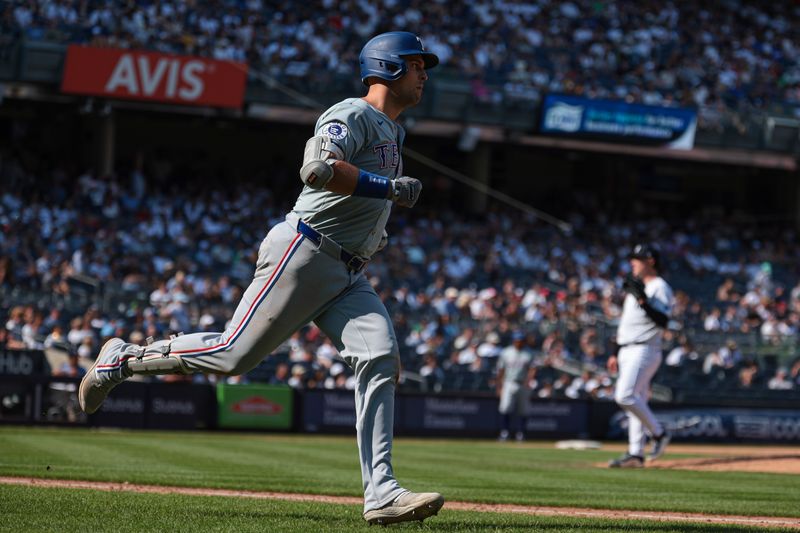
[323,122,348,140]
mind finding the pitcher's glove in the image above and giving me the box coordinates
[623,274,647,301]
[389,177,422,208]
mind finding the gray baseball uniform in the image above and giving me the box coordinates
[497,346,533,415]
[615,276,674,456]
[105,98,408,513]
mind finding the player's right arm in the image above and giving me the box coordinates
[607,341,619,374]
[299,119,421,207]
[607,355,618,374]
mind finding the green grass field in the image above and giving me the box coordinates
[1,426,799,532]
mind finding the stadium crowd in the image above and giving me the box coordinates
[2,0,800,117]
[2,150,800,396]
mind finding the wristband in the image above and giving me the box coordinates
[353,169,391,199]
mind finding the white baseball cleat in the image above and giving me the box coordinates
[648,431,671,462]
[364,491,444,525]
[78,337,136,414]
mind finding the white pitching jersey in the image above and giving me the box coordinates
[617,276,673,345]
[292,98,404,258]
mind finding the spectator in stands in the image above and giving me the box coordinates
[716,278,739,303]
[665,336,696,367]
[790,360,800,387]
[738,358,761,389]
[703,351,725,376]
[419,353,446,393]
[718,340,742,368]
[704,308,722,331]
[768,368,794,391]
[269,362,290,386]
[54,351,86,379]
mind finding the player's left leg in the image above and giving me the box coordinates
[626,408,646,457]
[315,275,443,525]
[611,345,651,466]
[515,386,531,441]
[615,345,664,435]
[633,344,670,460]
[498,383,517,441]
[631,345,665,439]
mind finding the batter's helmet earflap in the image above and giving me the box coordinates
[359,31,439,86]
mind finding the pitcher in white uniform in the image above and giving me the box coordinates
[607,244,673,468]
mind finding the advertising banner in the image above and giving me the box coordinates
[399,396,588,438]
[0,379,32,421]
[525,400,589,437]
[302,389,357,434]
[540,94,697,149]
[0,348,48,376]
[608,407,800,442]
[217,383,293,429]
[401,396,497,434]
[61,45,248,108]
[90,381,147,428]
[148,382,215,430]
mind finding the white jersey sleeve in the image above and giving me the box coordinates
[617,276,673,345]
[647,278,673,317]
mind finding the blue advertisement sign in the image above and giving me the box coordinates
[302,389,357,434]
[540,94,697,149]
[608,407,800,442]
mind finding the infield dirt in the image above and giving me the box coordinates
[2,475,799,530]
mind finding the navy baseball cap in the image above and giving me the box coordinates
[628,244,660,266]
[511,331,526,342]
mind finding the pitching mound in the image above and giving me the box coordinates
[650,454,800,474]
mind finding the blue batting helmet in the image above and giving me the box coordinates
[359,31,439,86]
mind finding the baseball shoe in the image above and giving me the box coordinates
[498,429,509,442]
[78,337,137,414]
[515,431,525,442]
[648,431,671,462]
[608,453,644,468]
[364,491,444,525]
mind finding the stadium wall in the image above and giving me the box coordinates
[3,369,800,444]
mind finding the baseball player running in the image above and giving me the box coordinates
[79,31,444,525]
[607,244,673,468]
[496,331,535,442]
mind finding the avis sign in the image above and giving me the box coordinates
[61,46,247,108]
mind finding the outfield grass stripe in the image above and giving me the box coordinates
[2,476,798,530]
[3,428,799,517]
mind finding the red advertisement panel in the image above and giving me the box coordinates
[61,45,248,109]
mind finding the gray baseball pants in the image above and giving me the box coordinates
[498,382,530,416]
[134,213,405,512]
